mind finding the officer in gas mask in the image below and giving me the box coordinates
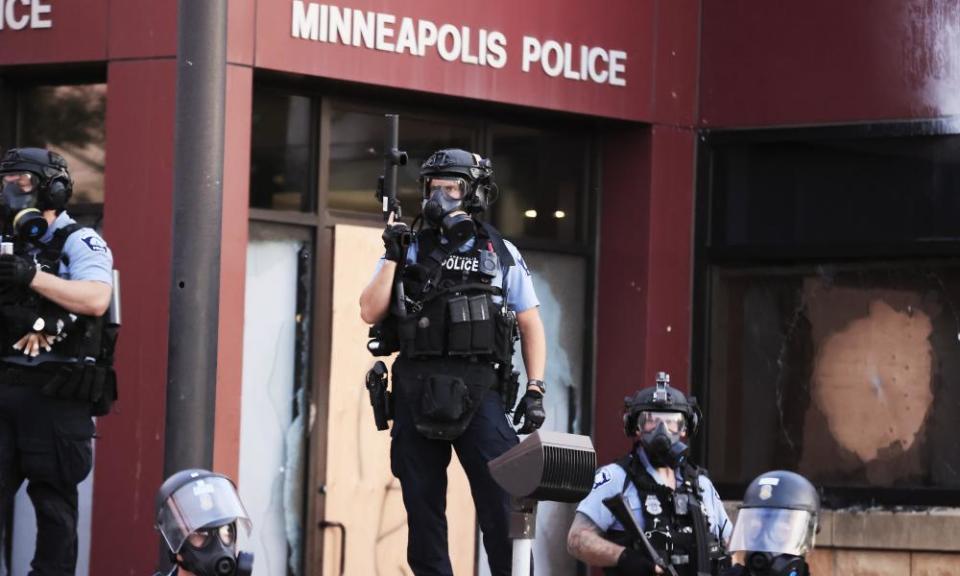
[724,471,819,576]
[154,469,255,576]
[359,148,547,575]
[0,147,116,576]
[567,372,732,576]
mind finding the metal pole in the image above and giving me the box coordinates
[163,0,227,478]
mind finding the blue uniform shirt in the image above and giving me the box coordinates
[3,211,113,366]
[375,234,539,313]
[576,447,733,543]
[34,211,114,284]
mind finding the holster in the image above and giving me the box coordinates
[365,361,393,431]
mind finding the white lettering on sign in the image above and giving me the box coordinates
[0,0,52,31]
[522,36,626,86]
[291,2,623,85]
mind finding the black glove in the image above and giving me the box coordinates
[382,222,410,262]
[617,548,657,576]
[0,254,37,289]
[512,389,545,433]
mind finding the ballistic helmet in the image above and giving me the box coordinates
[155,469,252,555]
[0,147,72,212]
[418,148,496,214]
[622,371,701,438]
[730,470,820,557]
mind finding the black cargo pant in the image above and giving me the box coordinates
[390,357,519,576]
[0,365,94,576]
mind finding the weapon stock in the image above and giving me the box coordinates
[602,494,679,576]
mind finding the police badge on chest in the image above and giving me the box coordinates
[645,494,663,516]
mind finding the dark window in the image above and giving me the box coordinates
[250,90,314,212]
[328,108,474,215]
[0,82,107,228]
[489,125,589,244]
[710,137,960,254]
[698,127,960,506]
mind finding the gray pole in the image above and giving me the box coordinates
[163,0,227,477]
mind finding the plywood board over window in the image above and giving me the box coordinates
[324,224,475,576]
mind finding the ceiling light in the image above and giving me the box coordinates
[524,209,538,218]
[554,210,566,219]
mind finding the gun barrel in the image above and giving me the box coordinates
[381,114,408,221]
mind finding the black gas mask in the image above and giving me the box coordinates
[178,522,253,576]
[155,469,255,576]
[638,411,689,468]
[422,176,474,244]
[744,552,808,576]
[0,172,48,241]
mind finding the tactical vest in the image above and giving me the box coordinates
[603,453,728,576]
[0,223,107,363]
[395,223,515,363]
[381,221,520,440]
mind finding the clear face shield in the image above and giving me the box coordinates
[156,475,252,554]
[729,508,817,556]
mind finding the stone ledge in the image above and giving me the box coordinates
[724,502,960,552]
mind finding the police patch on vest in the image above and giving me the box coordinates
[593,470,611,489]
[81,235,107,253]
[644,494,663,516]
[442,254,480,273]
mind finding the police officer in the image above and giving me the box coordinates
[723,471,819,576]
[359,148,547,575]
[567,372,732,576]
[0,148,115,576]
[154,469,254,576]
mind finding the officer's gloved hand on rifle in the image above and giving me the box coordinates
[0,254,37,289]
[382,217,410,263]
[513,380,546,434]
[618,548,659,576]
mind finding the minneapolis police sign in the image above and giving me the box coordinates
[292,1,628,87]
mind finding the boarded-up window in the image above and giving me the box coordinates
[698,127,960,505]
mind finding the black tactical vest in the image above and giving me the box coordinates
[603,453,728,576]
[395,223,514,364]
[385,222,520,440]
[0,223,104,362]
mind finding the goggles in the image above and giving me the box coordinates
[639,411,687,435]
[2,172,39,193]
[424,177,467,200]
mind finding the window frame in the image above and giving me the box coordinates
[692,117,960,508]
[0,65,108,227]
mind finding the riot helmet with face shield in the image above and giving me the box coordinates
[0,148,73,241]
[155,469,254,576]
[729,470,820,576]
[418,148,496,242]
[622,371,701,468]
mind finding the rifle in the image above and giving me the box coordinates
[375,114,408,222]
[602,494,680,576]
[373,114,410,320]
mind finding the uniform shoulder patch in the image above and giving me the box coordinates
[80,235,108,253]
[593,469,612,490]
